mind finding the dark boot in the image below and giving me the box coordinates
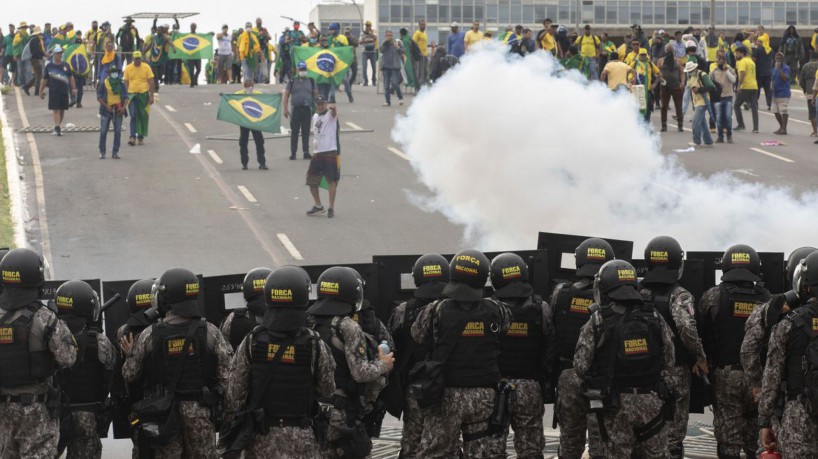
[781,114,788,134]
[774,113,783,133]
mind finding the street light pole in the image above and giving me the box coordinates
[710,0,716,28]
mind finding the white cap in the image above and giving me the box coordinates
[451,22,459,27]
[685,40,696,48]
[52,45,63,53]
[658,29,665,35]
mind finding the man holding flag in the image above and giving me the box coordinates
[306,95,340,218]
[216,78,282,169]
[235,80,267,170]
[168,23,213,87]
[292,36,354,105]
[123,51,154,146]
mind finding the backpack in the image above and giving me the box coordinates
[410,40,421,61]
[21,40,32,61]
[709,74,722,103]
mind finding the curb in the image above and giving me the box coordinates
[0,90,29,249]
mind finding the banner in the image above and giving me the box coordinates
[216,93,282,133]
[65,44,91,77]
[292,46,354,85]
[169,33,213,60]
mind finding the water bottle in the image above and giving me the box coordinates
[378,340,390,355]
[759,450,781,459]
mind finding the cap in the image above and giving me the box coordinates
[53,45,63,53]
[329,23,340,30]
[451,22,459,27]
[638,48,648,55]
[365,20,372,26]
[297,61,307,70]
[132,50,142,58]
[684,61,698,72]
[658,29,665,34]
[315,95,327,103]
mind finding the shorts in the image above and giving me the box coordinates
[48,91,70,111]
[217,54,233,70]
[1,56,14,71]
[808,98,816,121]
[306,151,340,186]
[772,97,789,114]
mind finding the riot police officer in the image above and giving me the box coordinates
[411,249,512,458]
[491,252,556,459]
[122,268,233,458]
[759,251,818,456]
[219,267,271,350]
[574,259,675,458]
[55,280,116,459]
[549,237,613,459]
[223,266,336,457]
[639,236,708,459]
[741,247,817,410]
[0,248,77,457]
[389,253,448,459]
[698,244,771,459]
[116,278,158,346]
[308,266,394,459]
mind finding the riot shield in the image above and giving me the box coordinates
[631,259,707,304]
[201,274,246,326]
[537,232,634,289]
[686,251,786,294]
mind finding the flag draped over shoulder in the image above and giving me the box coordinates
[169,33,213,60]
[292,46,353,85]
[217,93,282,133]
[65,44,91,76]
[399,35,416,88]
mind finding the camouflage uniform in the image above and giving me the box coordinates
[505,379,545,458]
[62,332,117,459]
[224,332,336,457]
[640,285,706,457]
[0,304,77,459]
[741,296,789,394]
[758,301,818,457]
[122,313,234,459]
[573,304,675,459]
[388,300,426,459]
[411,299,512,458]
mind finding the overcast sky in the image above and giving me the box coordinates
[2,0,316,40]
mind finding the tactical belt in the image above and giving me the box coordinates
[4,393,47,405]
[619,387,655,395]
[267,416,313,429]
[634,412,665,442]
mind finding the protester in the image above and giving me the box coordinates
[145,21,171,91]
[23,26,45,96]
[600,52,634,91]
[283,61,317,160]
[238,22,261,84]
[771,52,791,135]
[306,96,340,218]
[734,46,759,133]
[779,25,803,76]
[123,50,154,146]
[235,80,267,170]
[328,23,353,103]
[360,21,378,86]
[13,22,29,87]
[710,50,737,143]
[116,17,140,64]
[70,34,87,108]
[631,48,660,123]
[574,25,600,79]
[186,23,202,87]
[464,21,483,52]
[658,43,685,132]
[447,22,465,58]
[252,18,271,84]
[344,27,359,85]
[598,32,616,70]
[0,24,15,87]
[39,45,77,136]
[98,39,122,81]
[537,19,556,55]
[216,25,233,84]
[754,35,774,111]
[561,46,591,79]
[380,30,405,107]
[412,20,429,87]
[96,65,128,159]
[799,51,818,137]
[685,60,715,147]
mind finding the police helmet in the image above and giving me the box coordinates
[243,267,272,317]
[55,280,100,321]
[642,236,684,284]
[412,253,449,299]
[127,278,155,314]
[575,238,615,278]
[0,248,45,310]
[443,249,489,302]
[0,248,9,296]
[720,244,762,283]
[786,247,817,286]
[151,268,201,318]
[307,266,363,316]
[593,259,643,305]
[795,252,818,300]
[262,266,311,331]
[490,253,529,289]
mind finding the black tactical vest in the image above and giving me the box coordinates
[645,285,690,367]
[248,328,316,420]
[498,296,544,379]
[0,303,56,388]
[147,319,214,397]
[553,283,595,362]
[227,309,256,351]
[312,315,359,397]
[392,298,434,379]
[784,304,818,396]
[715,283,771,367]
[67,329,108,405]
[437,299,501,388]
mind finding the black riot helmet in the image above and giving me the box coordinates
[243,267,272,317]
[412,253,449,299]
[642,236,684,285]
[593,259,643,306]
[443,249,489,302]
[575,238,615,278]
[151,268,201,318]
[0,248,8,296]
[0,248,45,310]
[786,247,817,286]
[55,280,100,322]
[490,252,535,299]
[786,247,818,305]
[795,251,818,301]
[263,265,311,331]
[307,266,364,316]
[127,278,155,314]
[720,244,762,283]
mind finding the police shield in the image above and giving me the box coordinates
[687,251,786,294]
[201,273,246,326]
[537,232,634,288]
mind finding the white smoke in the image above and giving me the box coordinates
[393,45,818,254]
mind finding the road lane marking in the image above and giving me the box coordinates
[237,185,257,203]
[346,122,363,131]
[165,105,176,112]
[758,110,810,126]
[749,147,795,163]
[184,123,197,133]
[277,233,304,260]
[207,150,224,165]
[388,146,409,160]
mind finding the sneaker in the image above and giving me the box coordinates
[99,152,105,159]
[727,137,733,144]
[383,102,391,107]
[734,125,745,131]
[259,164,268,170]
[242,164,248,170]
[137,138,144,145]
[677,126,684,132]
[307,206,325,216]
[303,153,312,160]
[688,142,702,147]
[399,99,404,106]
[348,93,354,103]
[76,102,82,108]
[660,125,667,132]
[701,143,714,148]
[128,137,136,146]
[51,129,60,136]
[22,85,30,96]
[716,138,724,143]
[112,152,120,159]
[327,208,335,218]
[289,154,296,160]
[752,129,758,134]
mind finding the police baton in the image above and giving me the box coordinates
[100,293,122,315]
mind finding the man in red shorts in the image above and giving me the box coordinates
[306,95,340,218]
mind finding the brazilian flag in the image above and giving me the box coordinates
[169,33,213,60]
[217,93,282,134]
[292,46,354,85]
[64,44,91,77]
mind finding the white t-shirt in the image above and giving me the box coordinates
[312,110,338,154]
[217,35,232,55]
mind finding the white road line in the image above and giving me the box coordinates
[184,123,197,133]
[346,122,363,131]
[237,185,257,203]
[388,146,409,160]
[277,233,304,260]
[749,147,795,163]
[280,126,290,134]
[758,110,810,126]
[164,105,176,112]
[207,149,224,165]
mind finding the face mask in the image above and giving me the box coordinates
[246,28,252,33]
[298,70,307,77]
[110,72,120,79]
[309,38,317,44]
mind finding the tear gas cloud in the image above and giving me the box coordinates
[392,45,818,255]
